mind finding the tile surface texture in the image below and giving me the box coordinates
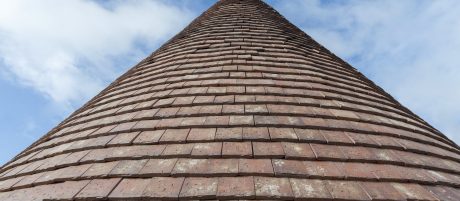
[0,0,459,200]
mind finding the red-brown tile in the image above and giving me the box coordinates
[159,129,190,143]
[360,182,405,201]
[138,158,178,176]
[269,127,298,141]
[321,130,354,144]
[109,159,147,176]
[142,177,185,200]
[82,161,119,178]
[424,186,460,201]
[238,159,274,176]
[254,177,293,199]
[326,180,371,200]
[204,116,230,126]
[392,183,439,201]
[282,142,315,159]
[310,143,346,161]
[107,131,140,146]
[222,105,244,114]
[245,104,268,114]
[243,127,270,141]
[76,178,121,199]
[133,130,164,144]
[253,142,285,158]
[179,177,218,199]
[49,180,91,200]
[294,128,326,143]
[172,159,238,176]
[191,142,222,157]
[162,143,194,157]
[341,162,378,180]
[216,127,243,141]
[109,178,150,199]
[229,115,254,126]
[217,177,255,199]
[222,142,252,158]
[187,128,216,142]
[305,161,345,179]
[272,159,310,177]
[290,179,332,200]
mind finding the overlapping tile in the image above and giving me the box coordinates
[0,0,459,200]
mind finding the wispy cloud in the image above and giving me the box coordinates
[0,0,194,110]
[273,0,460,143]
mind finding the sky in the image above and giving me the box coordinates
[0,0,459,166]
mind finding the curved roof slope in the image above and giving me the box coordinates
[1,0,460,200]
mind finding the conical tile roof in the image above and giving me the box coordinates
[1,0,460,200]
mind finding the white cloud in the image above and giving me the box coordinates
[274,0,460,143]
[0,0,193,109]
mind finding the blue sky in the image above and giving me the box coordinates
[0,0,459,165]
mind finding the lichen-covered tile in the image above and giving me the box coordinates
[229,115,254,126]
[269,127,298,141]
[321,130,354,144]
[162,143,194,157]
[109,159,148,176]
[282,142,315,159]
[142,177,185,199]
[290,178,332,200]
[172,159,237,176]
[238,159,274,176]
[133,130,164,144]
[107,131,140,146]
[159,129,190,143]
[360,182,405,201]
[109,178,151,199]
[187,128,216,142]
[254,177,293,199]
[216,127,242,141]
[217,177,255,199]
[222,142,252,158]
[310,143,346,160]
[75,178,121,200]
[138,158,177,176]
[391,183,439,201]
[191,142,222,157]
[326,180,371,200]
[243,127,270,141]
[179,177,218,199]
[424,186,460,201]
[82,161,119,178]
[253,142,285,158]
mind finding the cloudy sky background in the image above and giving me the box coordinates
[0,0,459,165]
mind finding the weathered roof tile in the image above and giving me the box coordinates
[2,0,459,200]
[179,177,218,199]
[255,177,293,199]
[76,178,121,200]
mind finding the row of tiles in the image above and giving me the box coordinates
[69,101,434,140]
[81,81,415,127]
[112,68,376,109]
[8,124,459,177]
[2,157,460,192]
[116,55,373,97]
[78,88,423,135]
[3,140,460,184]
[8,120,459,169]
[90,80,412,126]
[34,126,458,166]
[102,73,392,112]
[1,176,458,201]
[49,113,452,158]
[131,45,358,87]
